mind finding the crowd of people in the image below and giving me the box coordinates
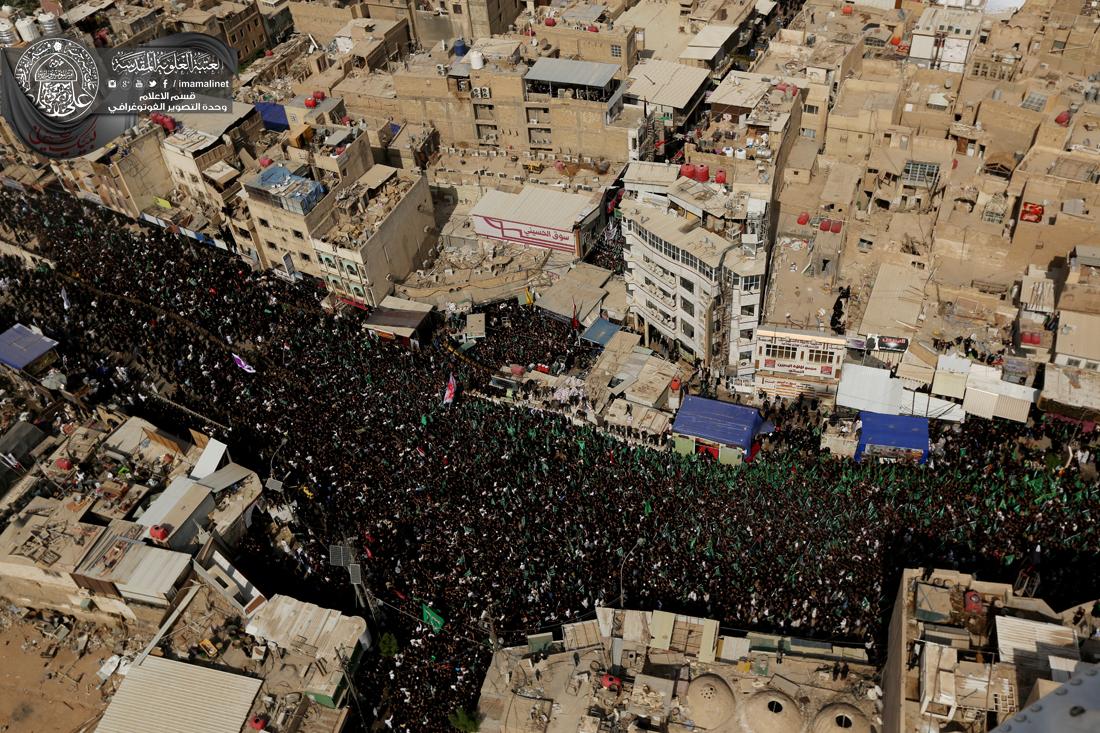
[0,187,1098,732]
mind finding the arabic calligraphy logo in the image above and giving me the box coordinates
[15,38,100,121]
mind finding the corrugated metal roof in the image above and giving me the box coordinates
[97,656,261,733]
[137,476,207,528]
[0,324,57,370]
[245,595,366,662]
[196,463,254,493]
[525,58,618,88]
[995,616,1078,672]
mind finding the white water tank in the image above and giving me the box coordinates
[15,16,39,42]
[37,11,60,35]
[0,19,15,45]
[734,148,747,159]
[468,49,484,69]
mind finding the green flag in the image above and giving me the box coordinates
[644,500,652,516]
[422,604,445,633]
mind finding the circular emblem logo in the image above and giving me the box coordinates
[14,38,100,122]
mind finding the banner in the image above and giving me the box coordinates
[421,604,445,633]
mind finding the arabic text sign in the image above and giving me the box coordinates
[472,215,576,253]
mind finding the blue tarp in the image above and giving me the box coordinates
[855,411,929,464]
[581,318,620,347]
[0,324,57,370]
[672,396,763,450]
[255,102,289,131]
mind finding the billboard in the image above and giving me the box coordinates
[472,214,576,253]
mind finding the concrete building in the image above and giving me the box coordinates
[909,6,982,73]
[50,121,171,220]
[619,180,768,378]
[753,326,847,401]
[176,0,269,64]
[882,567,1100,733]
[313,166,435,306]
[624,60,711,135]
[477,606,877,733]
[469,184,602,258]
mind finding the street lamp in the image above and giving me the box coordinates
[619,537,645,608]
[269,435,288,476]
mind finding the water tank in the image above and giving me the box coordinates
[819,218,831,231]
[830,219,842,233]
[841,4,853,13]
[797,211,810,225]
[312,90,326,101]
[680,163,696,178]
[544,17,556,26]
[304,97,317,108]
[259,157,273,167]
[0,19,15,45]
[587,24,599,32]
[694,164,709,182]
[149,524,170,541]
[715,170,727,184]
[453,37,469,56]
[734,148,747,160]
[37,11,59,36]
[1055,110,1071,126]
[15,16,39,42]
[468,50,484,70]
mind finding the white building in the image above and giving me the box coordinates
[908,7,982,73]
[753,326,848,401]
[619,195,766,382]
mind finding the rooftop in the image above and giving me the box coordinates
[619,200,740,269]
[626,60,710,110]
[525,57,619,88]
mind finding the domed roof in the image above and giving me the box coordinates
[813,703,871,733]
[686,674,736,730]
[743,691,803,733]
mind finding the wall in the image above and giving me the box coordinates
[880,569,911,733]
[288,0,369,42]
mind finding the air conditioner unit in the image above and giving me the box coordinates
[436,64,447,75]
[471,87,481,98]
[479,87,491,98]
[458,79,470,91]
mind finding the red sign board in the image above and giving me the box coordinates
[1020,202,1045,223]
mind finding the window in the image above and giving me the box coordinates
[740,304,755,317]
[1067,358,1082,367]
[189,173,200,183]
[452,3,462,12]
[807,348,832,364]
[902,160,940,188]
[1051,39,1066,51]
[800,128,816,139]
[739,328,754,342]
[611,44,622,58]
[858,237,874,252]
[681,320,695,338]
[765,344,797,360]
[293,230,304,239]
[299,253,311,262]
[681,297,695,317]
[258,218,270,228]
[1087,362,1099,370]
[804,104,819,115]
[265,240,278,250]
[680,276,694,294]
[1020,92,1047,111]
[741,274,762,292]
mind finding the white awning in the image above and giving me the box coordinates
[191,438,228,479]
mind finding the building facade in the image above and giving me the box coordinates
[753,326,847,401]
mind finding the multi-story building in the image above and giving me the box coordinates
[287,0,369,43]
[312,166,434,306]
[160,102,264,226]
[753,327,847,401]
[394,54,653,162]
[619,182,768,380]
[908,6,982,73]
[51,121,172,220]
[176,0,269,63]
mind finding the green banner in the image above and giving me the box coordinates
[422,604,445,633]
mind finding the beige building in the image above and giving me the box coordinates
[287,0,370,43]
[51,121,172,220]
[237,120,374,274]
[313,166,434,306]
[160,102,264,226]
[824,77,903,160]
[176,0,269,63]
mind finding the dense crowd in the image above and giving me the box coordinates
[1,188,1098,731]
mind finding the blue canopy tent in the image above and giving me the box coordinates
[855,411,929,464]
[671,396,766,464]
[581,318,620,348]
[254,102,289,131]
[0,324,58,372]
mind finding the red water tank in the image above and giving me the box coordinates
[304,97,317,108]
[313,90,327,101]
[841,3,853,13]
[889,36,901,46]
[797,211,810,225]
[544,16,556,25]
[149,524,170,541]
[150,112,163,124]
[264,49,274,57]
[819,218,831,231]
[335,146,346,155]
[587,24,599,32]
[830,219,842,233]
[680,163,696,179]
[694,164,709,182]
[163,117,176,132]
[341,115,352,125]
[55,458,72,470]
[259,157,273,167]
[248,715,268,731]
[1055,110,1071,126]
[964,590,982,614]
[715,170,727,184]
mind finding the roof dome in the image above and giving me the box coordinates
[743,691,803,733]
[686,674,736,730]
[813,703,871,733]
